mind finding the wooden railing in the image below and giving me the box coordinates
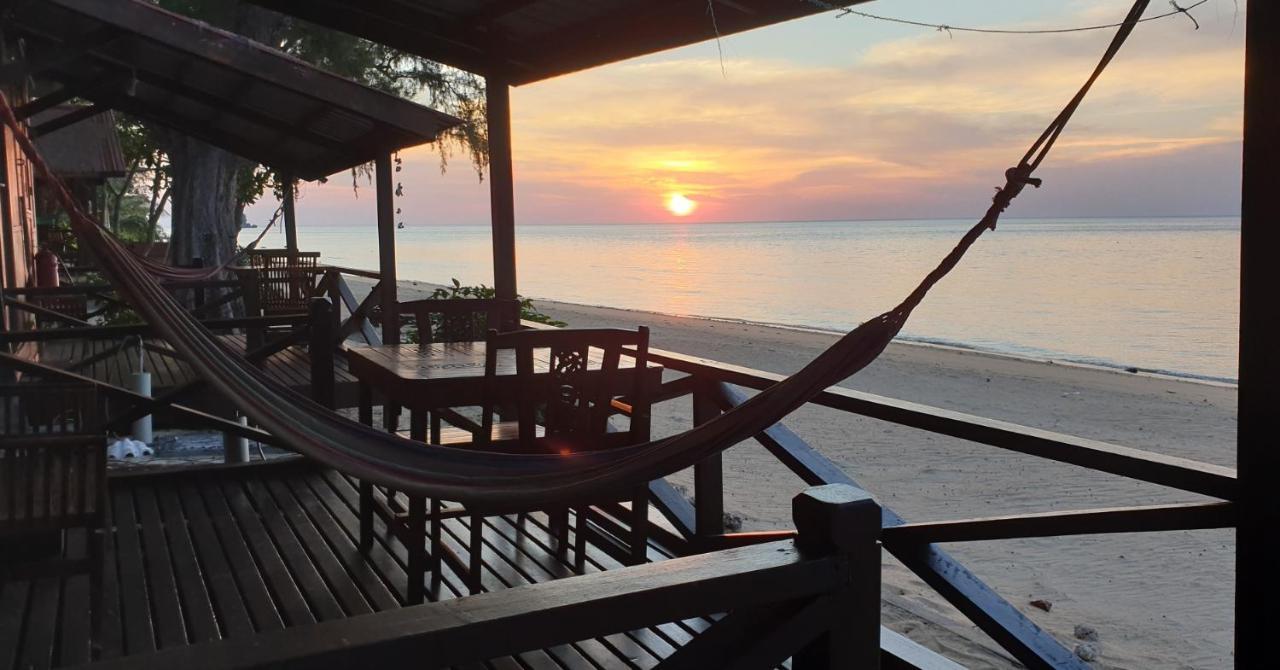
[82,484,891,670]
[584,331,1237,669]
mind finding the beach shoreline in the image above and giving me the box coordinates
[356,276,1238,669]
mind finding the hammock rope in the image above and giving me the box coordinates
[119,206,283,282]
[0,0,1151,512]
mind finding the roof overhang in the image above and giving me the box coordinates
[246,0,868,86]
[2,0,465,180]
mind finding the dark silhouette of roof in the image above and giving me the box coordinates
[3,0,465,180]
[30,105,126,181]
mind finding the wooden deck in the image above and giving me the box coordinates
[36,335,361,410]
[0,459,708,670]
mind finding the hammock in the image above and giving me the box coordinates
[0,0,1150,512]
[115,207,282,282]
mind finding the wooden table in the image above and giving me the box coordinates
[345,341,663,432]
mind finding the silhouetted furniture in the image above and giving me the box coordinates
[395,297,521,440]
[396,297,520,346]
[352,326,657,602]
[246,250,321,317]
[0,383,106,636]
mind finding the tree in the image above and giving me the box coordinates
[121,0,488,269]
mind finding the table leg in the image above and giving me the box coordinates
[358,481,373,554]
[407,494,426,605]
[358,382,372,427]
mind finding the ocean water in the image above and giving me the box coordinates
[244,217,1241,381]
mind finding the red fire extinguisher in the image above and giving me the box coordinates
[34,248,60,288]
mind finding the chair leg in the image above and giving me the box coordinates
[553,507,570,559]
[89,526,105,653]
[407,495,426,605]
[468,514,483,595]
[358,480,373,554]
[430,499,443,596]
[430,412,442,444]
[630,487,649,566]
[574,506,589,574]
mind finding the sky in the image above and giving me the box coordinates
[249,0,1246,227]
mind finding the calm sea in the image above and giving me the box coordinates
[245,217,1241,381]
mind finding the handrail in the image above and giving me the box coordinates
[0,314,310,343]
[646,347,1237,500]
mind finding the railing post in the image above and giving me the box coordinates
[309,297,336,410]
[792,484,882,670]
[692,381,724,539]
[238,268,264,354]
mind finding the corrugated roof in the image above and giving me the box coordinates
[30,105,127,180]
[3,0,465,180]
[248,0,869,85]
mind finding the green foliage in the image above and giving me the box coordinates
[135,0,489,211]
[403,279,567,344]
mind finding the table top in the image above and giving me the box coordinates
[345,341,657,384]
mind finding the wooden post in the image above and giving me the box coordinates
[238,268,264,354]
[792,484,881,669]
[486,77,518,328]
[283,175,299,261]
[692,383,724,539]
[1237,1,1279,664]
[309,297,335,410]
[375,154,399,344]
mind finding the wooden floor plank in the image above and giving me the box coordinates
[111,488,156,656]
[305,472,414,603]
[0,465,724,670]
[170,484,252,641]
[240,479,345,623]
[0,580,30,669]
[260,478,372,618]
[195,482,284,634]
[95,500,124,661]
[154,484,220,645]
[17,578,58,670]
[281,474,398,612]
[57,530,91,667]
[214,480,315,627]
[133,487,188,649]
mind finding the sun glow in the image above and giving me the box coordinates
[665,193,697,217]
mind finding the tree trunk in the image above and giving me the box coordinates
[166,136,247,269]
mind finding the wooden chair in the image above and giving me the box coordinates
[450,327,652,595]
[394,297,521,441]
[0,383,107,635]
[247,250,321,317]
[396,297,521,347]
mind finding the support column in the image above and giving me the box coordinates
[375,154,399,344]
[1236,1,1279,664]
[486,77,518,327]
[282,175,298,260]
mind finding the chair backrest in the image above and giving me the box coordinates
[0,383,107,534]
[245,249,321,269]
[257,265,320,316]
[397,298,521,345]
[480,327,651,454]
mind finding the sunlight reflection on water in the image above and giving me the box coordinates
[252,217,1240,380]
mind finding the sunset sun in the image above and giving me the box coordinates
[665,193,697,217]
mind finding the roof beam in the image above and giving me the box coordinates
[249,0,504,77]
[29,103,108,138]
[0,26,122,86]
[14,73,130,120]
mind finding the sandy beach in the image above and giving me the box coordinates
[364,278,1237,669]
